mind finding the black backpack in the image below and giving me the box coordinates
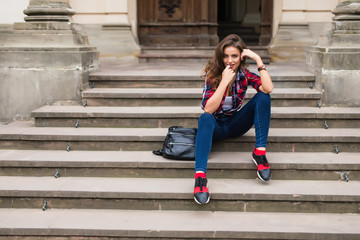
[153,126,197,161]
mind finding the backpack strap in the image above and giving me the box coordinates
[152,149,163,156]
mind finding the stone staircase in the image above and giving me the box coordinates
[138,45,270,64]
[217,23,260,45]
[0,61,360,239]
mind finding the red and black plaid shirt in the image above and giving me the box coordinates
[201,68,262,118]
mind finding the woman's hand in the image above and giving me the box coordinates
[203,66,235,114]
[222,65,236,86]
[241,49,260,62]
[241,49,274,94]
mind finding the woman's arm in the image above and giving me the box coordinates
[241,49,273,94]
[203,65,236,114]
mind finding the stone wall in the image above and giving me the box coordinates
[270,0,340,62]
[306,0,360,106]
[69,0,129,24]
[82,24,139,59]
[69,0,139,59]
[0,1,99,122]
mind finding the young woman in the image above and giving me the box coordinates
[193,34,274,205]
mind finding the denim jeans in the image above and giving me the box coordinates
[195,91,271,173]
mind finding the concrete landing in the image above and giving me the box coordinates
[96,58,313,79]
[0,121,360,152]
[0,150,359,170]
[0,209,359,239]
[30,106,360,128]
[0,150,358,180]
[1,176,359,202]
[82,87,321,99]
[1,122,359,142]
[32,106,360,119]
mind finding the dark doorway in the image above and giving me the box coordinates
[218,0,262,45]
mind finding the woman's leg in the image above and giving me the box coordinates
[226,92,272,181]
[194,92,271,173]
[194,112,216,173]
[227,91,271,148]
[193,112,216,204]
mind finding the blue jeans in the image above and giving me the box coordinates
[195,92,271,173]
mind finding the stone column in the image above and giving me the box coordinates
[24,0,75,22]
[306,0,360,107]
[0,0,99,122]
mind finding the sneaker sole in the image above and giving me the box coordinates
[251,155,271,182]
[194,195,210,205]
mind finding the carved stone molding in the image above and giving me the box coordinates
[159,0,182,17]
[332,0,360,20]
[24,0,75,22]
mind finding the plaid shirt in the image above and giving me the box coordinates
[201,68,262,118]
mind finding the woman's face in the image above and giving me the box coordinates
[223,46,241,72]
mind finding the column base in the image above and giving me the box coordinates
[307,46,360,107]
[0,23,99,122]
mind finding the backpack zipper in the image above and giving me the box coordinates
[169,142,195,147]
[169,132,196,137]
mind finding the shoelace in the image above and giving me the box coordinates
[258,155,270,167]
[195,177,207,191]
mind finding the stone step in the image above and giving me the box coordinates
[138,45,270,64]
[0,32,85,48]
[219,34,261,46]
[81,88,322,107]
[0,122,359,152]
[89,71,315,89]
[0,150,358,180]
[0,176,359,213]
[31,106,360,128]
[0,208,359,239]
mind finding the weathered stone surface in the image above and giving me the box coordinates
[0,150,359,180]
[269,24,318,62]
[0,122,359,152]
[81,87,321,107]
[23,0,75,22]
[0,0,100,122]
[306,0,360,106]
[138,46,270,64]
[14,22,73,31]
[332,0,360,20]
[0,69,82,121]
[0,177,359,213]
[0,11,99,122]
[30,105,360,128]
[0,48,99,121]
[82,24,140,59]
[320,70,360,106]
[334,20,360,30]
[1,209,360,239]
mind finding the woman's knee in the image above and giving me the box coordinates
[198,112,216,127]
[255,91,271,104]
[199,112,215,122]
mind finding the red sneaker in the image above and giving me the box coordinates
[193,173,210,204]
[251,150,271,181]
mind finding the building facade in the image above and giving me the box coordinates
[0,0,341,60]
[0,0,357,122]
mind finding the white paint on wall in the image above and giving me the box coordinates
[73,14,129,24]
[0,0,28,24]
[281,0,340,23]
[70,0,129,24]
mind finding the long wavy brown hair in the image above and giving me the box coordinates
[202,34,247,88]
